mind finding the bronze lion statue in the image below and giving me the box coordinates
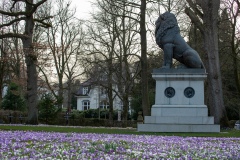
[155,12,204,68]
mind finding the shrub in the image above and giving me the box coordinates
[0,110,27,124]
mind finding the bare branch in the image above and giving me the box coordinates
[186,0,203,19]
[29,0,48,15]
[34,18,52,28]
[0,17,26,28]
[10,0,28,12]
[0,33,29,39]
[147,0,158,4]
[96,0,140,22]
[0,9,26,16]
[114,0,141,7]
[1,0,47,16]
[185,7,204,34]
[12,0,31,4]
[37,66,58,98]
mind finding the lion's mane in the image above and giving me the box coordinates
[155,12,180,47]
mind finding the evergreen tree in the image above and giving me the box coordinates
[1,82,26,111]
[38,94,58,124]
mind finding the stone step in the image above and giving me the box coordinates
[144,116,214,124]
[151,107,208,117]
[152,104,207,108]
[137,123,220,133]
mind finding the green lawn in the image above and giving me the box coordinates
[0,124,239,137]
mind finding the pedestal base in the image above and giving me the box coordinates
[137,69,220,133]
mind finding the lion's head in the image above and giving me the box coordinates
[155,12,180,47]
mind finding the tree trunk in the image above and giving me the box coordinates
[23,2,38,124]
[122,95,129,127]
[0,70,3,105]
[57,78,64,108]
[231,16,240,95]
[0,47,4,105]
[201,0,228,125]
[22,20,38,125]
[108,86,113,121]
[140,0,150,117]
[67,79,72,112]
[25,53,38,124]
[107,70,113,122]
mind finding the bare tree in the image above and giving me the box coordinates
[185,0,228,125]
[0,38,7,104]
[0,0,8,103]
[0,0,26,105]
[84,1,118,121]
[85,0,140,124]
[64,41,85,112]
[222,0,240,94]
[139,0,151,117]
[219,1,240,120]
[92,0,151,117]
[38,0,84,109]
[0,0,51,124]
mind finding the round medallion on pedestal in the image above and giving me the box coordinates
[164,87,175,98]
[184,87,195,98]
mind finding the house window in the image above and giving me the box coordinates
[83,87,88,95]
[119,101,123,110]
[82,100,90,110]
[99,101,109,109]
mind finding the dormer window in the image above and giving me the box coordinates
[83,87,88,95]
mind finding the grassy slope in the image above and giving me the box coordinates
[0,125,239,137]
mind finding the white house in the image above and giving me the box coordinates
[75,78,131,112]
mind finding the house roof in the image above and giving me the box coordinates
[80,78,95,86]
[74,78,94,96]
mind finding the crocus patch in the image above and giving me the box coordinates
[0,131,239,159]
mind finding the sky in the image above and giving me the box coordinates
[70,0,93,19]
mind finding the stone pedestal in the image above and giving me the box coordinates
[138,69,220,132]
